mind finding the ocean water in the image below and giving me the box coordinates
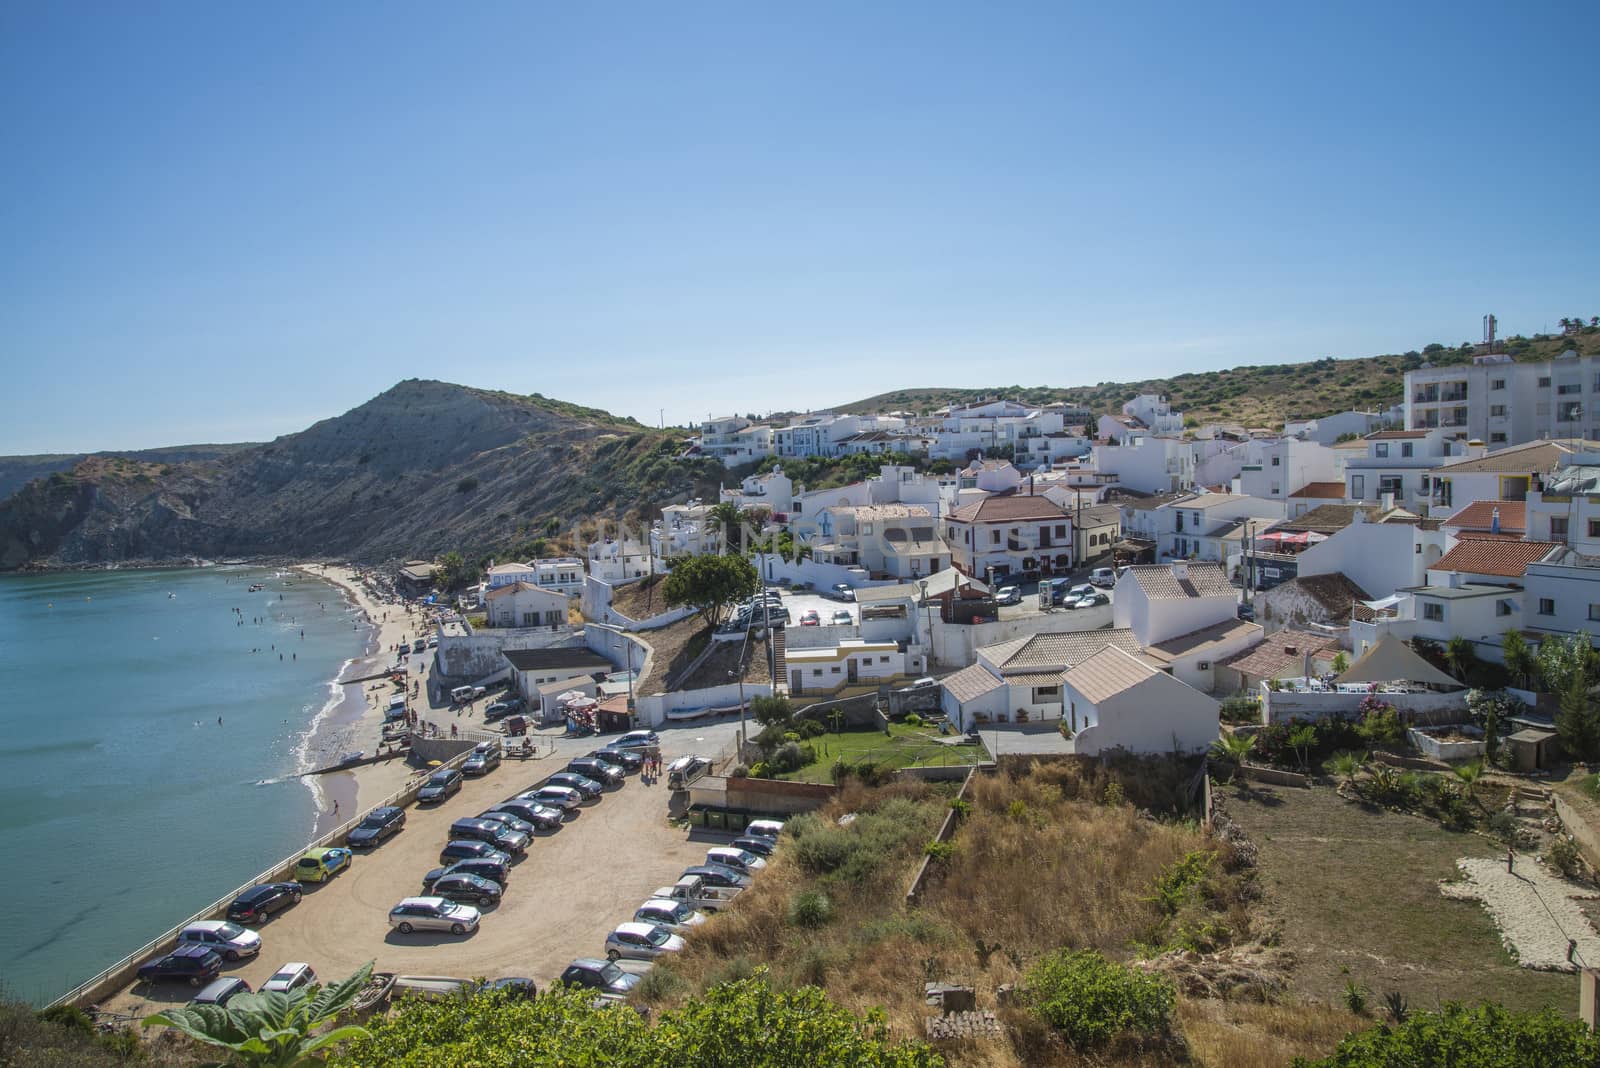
[0,565,371,1004]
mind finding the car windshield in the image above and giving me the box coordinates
[360,813,386,827]
[670,902,693,921]
[600,962,624,983]
[646,926,671,946]
[213,923,245,939]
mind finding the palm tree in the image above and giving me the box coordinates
[145,961,374,1067]
[1560,318,1572,333]
[1209,733,1256,781]
[1445,636,1476,682]
[1502,629,1535,690]
[1452,758,1485,804]
[708,501,745,555]
[1324,750,1367,786]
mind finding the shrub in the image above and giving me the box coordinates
[1294,1002,1600,1068]
[924,840,955,861]
[1356,705,1405,748]
[904,712,923,727]
[796,718,826,738]
[455,476,479,493]
[1487,811,1519,842]
[1343,979,1370,1015]
[788,889,834,928]
[1219,695,1261,725]
[1025,949,1175,1048]
[1547,836,1585,880]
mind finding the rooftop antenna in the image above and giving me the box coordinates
[1482,313,1498,353]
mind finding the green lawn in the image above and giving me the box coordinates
[777,721,989,783]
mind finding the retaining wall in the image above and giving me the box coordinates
[1555,795,1600,875]
[634,681,772,730]
[906,769,978,906]
[435,625,582,680]
[1262,685,1466,725]
[55,745,481,1010]
[930,605,1113,668]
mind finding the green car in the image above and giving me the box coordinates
[294,846,353,883]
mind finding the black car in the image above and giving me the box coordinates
[559,958,640,996]
[418,768,463,803]
[439,840,511,866]
[191,977,252,1007]
[137,945,223,988]
[450,817,530,855]
[731,835,775,858]
[544,773,603,801]
[481,976,537,1000]
[483,698,524,722]
[425,856,511,888]
[683,864,751,889]
[567,758,624,787]
[348,806,406,848]
[430,871,503,908]
[226,882,302,924]
[462,745,502,777]
[476,810,536,837]
[590,747,643,772]
[487,801,564,832]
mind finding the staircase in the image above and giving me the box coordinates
[770,629,788,692]
[1515,784,1552,819]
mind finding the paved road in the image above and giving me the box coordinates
[105,719,746,1017]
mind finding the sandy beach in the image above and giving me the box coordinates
[293,564,439,834]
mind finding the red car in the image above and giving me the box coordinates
[799,609,820,626]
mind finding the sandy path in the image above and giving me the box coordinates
[102,720,744,1017]
[1440,855,1600,971]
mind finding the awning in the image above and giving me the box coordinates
[1362,594,1406,612]
[1337,636,1462,689]
[1258,531,1329,546]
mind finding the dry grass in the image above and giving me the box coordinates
[1178,998,1364,1068]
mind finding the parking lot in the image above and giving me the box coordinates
[773,587,857,629]
[103,719,745,1016]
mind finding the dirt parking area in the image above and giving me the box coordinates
[103,720,744,1016]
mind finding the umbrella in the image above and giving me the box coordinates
[427,759,443,768]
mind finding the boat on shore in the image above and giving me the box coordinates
[349,971,397,1017]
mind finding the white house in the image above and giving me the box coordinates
[1091,434,1195,494]
[1284,409,1393,445]
[810,504,951,580]
[1140,618,1264,693]
[483,581,569,630]
[696,416,774,467]
[1236,438,1343,510]
[1343,429,1455,511]
[529,557,584,596]
[1524,550,1600,642]
[940,629,1144,730]
[486,562,538,590]
[1113,561,1238,646]
[652,501,716,567]
[587,537,652,585]
[1422,439,1596,513]
[1526,459,1600,550]
[1062,646,1221,756]
[721,465,796,516]
[504,646,614,703]
[944,494,1075,580]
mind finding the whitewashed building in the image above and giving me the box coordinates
[1062,646,1220,756]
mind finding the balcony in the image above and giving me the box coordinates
[1439,388,1468,403]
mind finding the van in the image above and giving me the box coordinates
[450,685,474,704]
[1089,567,1117,588]
[667,755,712,790]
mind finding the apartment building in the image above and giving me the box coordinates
[943,493,1075,580]
[1404,349,1600,447]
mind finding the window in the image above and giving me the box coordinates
[1379,476,1404,497]
[1560,383,1584,395]
[1539,598,1556,616]
[1271,456,1280,466]
[1401,443,1413,458]
[1423,603,1443,622]
[812,669,823,677]
[1552,517,1569,539]
[879,656,890,663]
[1490,432,1508,444]
[1352,475,1365,497]
[1491,378,1506,390]
[991,530,1000,545]
[1589,604,1600,622]
[831,666,841,674]
[1375,443,1390,458]
[1497,600,1514,617]
[1271,483,1280,495]
[1589,519,1600,538]
[1415,543,1422,553]
[1539,376,1552,387]
[1489,404,1507,417]
[1197,661,1211,670]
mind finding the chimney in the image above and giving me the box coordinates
[1490,507,1501,535]
[1171,560,1190,580]
[1448,573,1464,589]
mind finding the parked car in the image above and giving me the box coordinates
[226,883,301,924]
[1069,592,1110,610]
[521,785,582,812]
[682,864,751,890]
[294,847,353,883]
[1063,582,1094,603]
[567,758,624,786]
[652,875,743,912]
[439,840,512,866]
[480,976,538,999]
[450,817,530,855]
[605,921,685,961]
[137,945,222,988]
[483,698,524,722]
[830,609,853,625]
[1236,602,1256,621]
[476,810,536,837]
[191,977,252,1007]
[397,643,410,656]
[424,856,511,889]
[260,962,317,994]
[614,730,660,750]
[799,609,820,626]
[348,805,405,848]
[417,768,463,803]
[744,819,785,840]
[1089,567,1118,587]
[429,871,503,908]
[730,835,775,859]
[389,896,481,936]
[489,801,565,831]
[462,744,502,776]
[590,747,643,772]
[705,846,768,874]
[666,755,712,790]
[634,897,708,934]
[830,583,855,601]
[177,921,261,962]
[994,586,1022,605]
[558,958,641,996]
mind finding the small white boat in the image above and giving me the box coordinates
[338,751,366,766]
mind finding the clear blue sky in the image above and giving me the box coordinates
[4,1,1596,452]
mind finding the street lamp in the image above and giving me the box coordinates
[917,578,931,673]
[729,668,747,749]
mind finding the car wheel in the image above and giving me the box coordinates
[189,976,203,987]
[480,896,494,907]
[451,923,466,935]
[398,922,414,934]
[606,950,620,961]
[225,950,240,961]
[291,891,303,904]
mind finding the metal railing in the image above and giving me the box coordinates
[49,748,478,1010]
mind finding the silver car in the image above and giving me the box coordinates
[177,920,261,962]
[604,921,684,961]
[521,785,582,812]
[388,896,481,936]
[634,898,708,935]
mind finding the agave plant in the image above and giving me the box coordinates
[144,960,374,1067]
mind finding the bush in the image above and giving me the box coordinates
[1487,811,1519,842]
[1219,695,1261,725]
[924,840,955,861]
[1025,949,1175,1048]
[1547,837,1585,880]
[788,889,833,928]
[904,713,923,727]
[1294,1002,1600,1067]
[455,476,479,493]
[796,718,827,739]
[769,742,814,774]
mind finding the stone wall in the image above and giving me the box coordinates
[435,624,583,681]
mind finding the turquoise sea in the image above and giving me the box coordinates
[0,566,371,1004]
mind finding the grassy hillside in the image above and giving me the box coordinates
[838,326,1600,429]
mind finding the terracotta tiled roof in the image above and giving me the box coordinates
[947,494,1070,524]
[1126,563,1235,600]
[941,663,1005,704]
[984,629,1142,673]
[1273,503,1385,534]
[1367,430,1430,439]
[1263,573,1372,617]
[1431,538,1562,579]
[1443,500,1527,534]
[1063,646,1161,704]
[484,580,562,599]
[1222,631,1341,679]
[1291,481,1346,499]
[1431,439,1600,475]
[1144,620,1263,663]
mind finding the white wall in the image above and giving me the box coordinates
[634,682,773,729]
[1068,674,1219,755]
[931,605,1115,668]
[435,627,585,681]
[1113,577,1234,647]
[942,679,1010,731]
[1293,521,1432,598]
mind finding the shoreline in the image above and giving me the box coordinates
[293,564,435,835]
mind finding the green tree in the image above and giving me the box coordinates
[434,551,476,591]
[1501,629,1535,690]
[1024,948,1174,1049]
[1288,724,1318,771]
[1294,1002,1600,1068]
[1208,734,1255,781]
[1536,631,1599,696]
[146,961,374,1067]
[1452,758,1485,800]
[1445,636,1476,682]
[662,553,759,629]
[1331,651,1350,674]
[709,501,746,555]
[1324,750,1367,786]
[1557,677,1600,762]
[750,694,794,728]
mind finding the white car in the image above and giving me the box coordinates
[260,962,317,993]
[389,896,481,936]
[176,921,261,962]
[705,846,767,874]
[614,730,660,750]
[605,921,685,961]
[744,819,785,840]
[634,898,708,935]
[994,586,1021,605]
[521,785,582,812]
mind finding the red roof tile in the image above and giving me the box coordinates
[1442,500,1527,534]
[1431,538,1560,578]
[947,494,1071,524]
[1291,481,1346,499]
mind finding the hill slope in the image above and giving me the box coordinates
[0,444,259,503]
[0,381,719,571]
[838,328,1600,426]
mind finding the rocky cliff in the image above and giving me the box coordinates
[0,380,717,570]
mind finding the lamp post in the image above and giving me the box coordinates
[729,668,747,748]
[918,578,931,673]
